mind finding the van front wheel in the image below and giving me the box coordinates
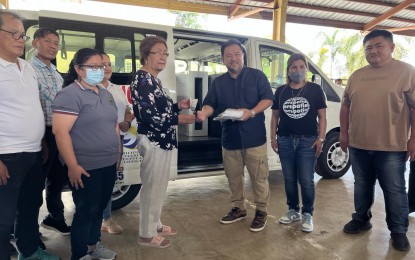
[111,184,141,210]
[316,132,351,179]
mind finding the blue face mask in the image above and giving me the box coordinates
[84,68,104,85]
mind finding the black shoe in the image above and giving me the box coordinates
[391,233,411,251]
[220,207,247,224]
[41,215,71,235]
[250,210,267,232]
[9,242,17,255]
[343,219,372,234]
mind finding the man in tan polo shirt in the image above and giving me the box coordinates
[340,29,415,252]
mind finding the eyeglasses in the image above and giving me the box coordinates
[0,28,30,42]
[149,51,169,57]
[80,65,106,71]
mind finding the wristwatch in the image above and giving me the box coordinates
[318,137,325,142]
[251,110,256,118]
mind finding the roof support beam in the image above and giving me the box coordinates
[228,0,243,18]
[388,25,415,32]
[362,0,415,32]
[0,0,8,9]
[272,0,287,42]
[228,2,274,21]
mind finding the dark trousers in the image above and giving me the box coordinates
[349,147,408,233]
[70,164,116,260]
[0,152,46,260]
[409,161,415,213]
[44,126,68,220]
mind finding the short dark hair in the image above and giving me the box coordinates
[220,39,246,57]
[363,30,393,45]
[0,10,22,27]
[286,53,308,84]
[33,27,59,40]
[139,36,167,65]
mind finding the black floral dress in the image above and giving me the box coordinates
[130,70,180,150]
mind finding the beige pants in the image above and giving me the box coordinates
[137,135,172,238]
[222,143,270,212]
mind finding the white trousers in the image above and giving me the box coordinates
[137,135,172,238]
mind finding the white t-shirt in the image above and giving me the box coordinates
[105,81,130,135]
[0,57,45,153]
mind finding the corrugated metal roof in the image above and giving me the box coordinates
[180,0,415,36]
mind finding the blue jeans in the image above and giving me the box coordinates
[102,198,112,220]
[349,147,408,233]
[70,164,116,260]
[278,136,317,214]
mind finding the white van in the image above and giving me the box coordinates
[19,10,350,209]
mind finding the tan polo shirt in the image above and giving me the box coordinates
[342,59,415,151]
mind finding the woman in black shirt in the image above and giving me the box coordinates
[270,53,327,233]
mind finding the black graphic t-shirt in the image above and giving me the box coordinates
[271,82,327,136]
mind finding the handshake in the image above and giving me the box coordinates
[178,98,208,124]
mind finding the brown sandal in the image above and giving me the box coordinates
[158,225,177,236]
[138,235,171,248]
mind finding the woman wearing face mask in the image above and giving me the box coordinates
[52,48,119,260]
[269,53,327,233]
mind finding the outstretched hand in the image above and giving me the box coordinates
[178,114,195,124]
[178,99,190,110]
[196,111,207,123]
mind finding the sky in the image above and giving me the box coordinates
[6,0,415,73]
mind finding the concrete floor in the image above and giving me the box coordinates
[11,169,415,260]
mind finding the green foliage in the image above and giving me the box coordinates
[170,11,207,29]
[309,31,413,81]
[337,33,366,77]
[315,29,342,78]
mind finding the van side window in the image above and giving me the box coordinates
[133,33,145,71]
[104,37,132,73]
[173,39,227,75]
[25,25,39,60]
[25,27,96,74]
[259,45,340,102]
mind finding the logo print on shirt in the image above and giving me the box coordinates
[283,97,310,119]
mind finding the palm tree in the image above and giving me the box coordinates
[316,29,342,78]
[338,33,366,77]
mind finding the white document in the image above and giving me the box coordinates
[213,109,244,121]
